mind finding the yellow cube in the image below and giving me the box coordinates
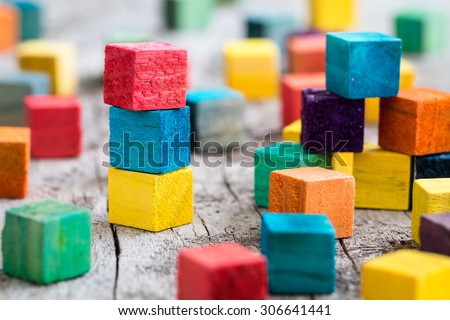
[310,0,356,31]
[18,40,78,95]
[362,249,450,300]
[412,178,450,244]
[354,143,411,210]
[282,119,301,143]
[332,152,354,175]
[108,167,194,232]
[364,98,380,123]
[224,39,279,100]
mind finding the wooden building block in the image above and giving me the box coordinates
[1,200,91,284]
[364,98,380,123]
[177,242,267,300]
[415,153,450,179]
[165,0,216,30]
[420,213,450,256]
[24,95,82,158]
[310,0,355,32]
[261,213,336,294]
[108,167,194,232]
[109,106,190,174]
[5,0,41,40]
[0,127,30,198]
[269,167,355,238]
[332,152,353,175]
[281,72,325,126]
[379,88,450,156]
[354,143,411,211]
[287,33,326,74]
[255,142,331,208]
[0,4,18,50]
[105,29,152,44]
[412,178,450,244]
[326,32,402,99]
[224,39,279,100]
[282,119,301,143]
[104,42,187,111]
[301,88,365,152]
[362,249,450,299]
[18,40,77,95]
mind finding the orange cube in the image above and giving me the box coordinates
[287,34,326,74]
[0,4,19,50]
[269,167,355,238]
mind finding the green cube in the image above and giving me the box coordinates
[254,142,331,208]
[1,200,91,284]
[106,29,152,44]
[165,0,217,30]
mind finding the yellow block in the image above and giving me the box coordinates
[332,152,354,175]
[362,249,450,300]
[310,0,356,31]
[364,98,380,123]
[18,40,78,95]
[353,143,411,210]
[108,167,194,232]
[224,39,279,100]
[282,119,301,143]
[412,178,450,244]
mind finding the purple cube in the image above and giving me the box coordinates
[420,213,450,256]
[301,89,364,153]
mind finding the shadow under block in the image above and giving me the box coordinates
[1,200,91,284]
[254,142,331,208]
[420,213,450,256]
[5,0,41,41]
[287,33,326,74]
[177,242,268,300]
[281,73,325,126]
[18,40,77,95]
[0,4,18,50]
[282,119,301,143]
[165,0,216,30]
[109,106,190,174]
[108,167,194,232]
[261,213,336,294]
[104,42,187,111]
[268,167,355,238]
[412,179,450,244]
[301,89,364,153]
[224,39,279,100]
[415,153,450,179]
[310,0,355,32]
[379,88,450,156]
[362,249,450,300]
[24,95,82,158]
[246,13,297,49]
[0,127,30,198]
[326,32,402,99]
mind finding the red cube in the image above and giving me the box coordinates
[177,242,268,300]
[25,95,82,158]
[287,34,326,74]
[103,42,188,111]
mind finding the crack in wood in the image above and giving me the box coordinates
[197,213,211,240]
[171,228,187,247]
[110,224,121,300]
[338,239,359,273]
[403,211,411,220]
[220,166,239,202]
[253,204,263,218]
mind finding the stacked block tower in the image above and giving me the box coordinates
[104,42,193,232]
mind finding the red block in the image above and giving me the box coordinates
[287,34,326,74]
[24,95,82,158]
[177,242,268,300]
[281,73,325,126]
[104,42,188,111]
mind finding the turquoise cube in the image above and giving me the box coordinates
[247,13,298,49]
[254,142,331,208]
[5,0,42,40]
[326,32,402,99]
[1,200,91,284]
[261,213,336,294]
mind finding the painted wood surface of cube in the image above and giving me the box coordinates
[5,0,41,40]
[1,200,91,284]
[420,213,450,256]
[0,4,18,50]
[282,119,301,143]
[310,0,355,31]
[177,242,268,300]
[287,33,326,74]
[165,0,216,30]
[246,13,297,49]
[332,152,354,175]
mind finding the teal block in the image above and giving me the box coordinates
[326,32,402,99]
[165,0,217,30]
[261,213,336,294]
[5,0,42,40]
[1,200,91,284]
[254,142,331,208]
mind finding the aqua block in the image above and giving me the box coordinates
[165,0,217,30]
[105,29,152,44]
[326,32,402,99]
[5,0,41,40]
[1,200,91,284]
[109,106,190,174]
[261,213,336,294]
[247,13,298,49]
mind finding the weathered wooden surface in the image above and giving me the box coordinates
[1,0,449,299]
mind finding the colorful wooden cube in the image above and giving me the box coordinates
[108,166,193,232]
[177,242,268,300]
[332,152,354,175]
[0,4,18,50]
[301,89,365,153]
[5,0,41,40]
[269,167,355,238]
[379,88,450,156]
[18,40,78,95]
[281,72,325,126]
[282,119,301,143]
[1,200,91,284]
[310,0,356,31]
[326,32,402,99]
[415,153,450,179]
[0,127,30,198]
[255,142,331,208]
[24,95,82,158]
[420,213,450,256]
[287,33,326,74]
[353,143,411,211]
[165,0,216,30]
[224,39,279,100]
[362,250,450,299]
[412,178,450,244]
[105,29,151,44]
[104,42,187,111]
[109,106,190,174]
[261,213,336,294]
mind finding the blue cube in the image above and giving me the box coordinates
[247,13,298,49]
[109,106,190,174]
[326,32,402,99]
[5,0,42,40]
[261,213,336,294]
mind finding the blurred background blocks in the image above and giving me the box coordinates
[5,0,41,41]
[105,29,152,44]
[165,0,216,30]
[420,213,450,256]
[282,119,301,143]
[287,33,326,74]
[310,0,356,31]
[0,4,18,50]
